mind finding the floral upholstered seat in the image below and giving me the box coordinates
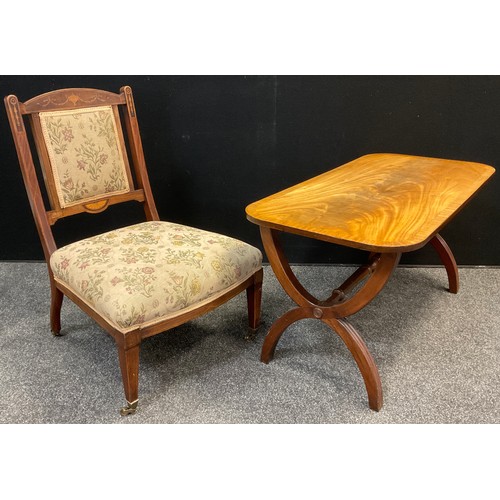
[50,221,262,332]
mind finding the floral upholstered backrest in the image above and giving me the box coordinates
[39,106,131,208]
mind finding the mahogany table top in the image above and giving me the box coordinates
[246,153,495,252]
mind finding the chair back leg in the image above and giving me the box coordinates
[50,279,64,336]
[246,268,263,331]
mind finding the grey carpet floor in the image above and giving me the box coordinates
[0,262,498,424]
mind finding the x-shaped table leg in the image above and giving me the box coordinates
[259,227,401,411]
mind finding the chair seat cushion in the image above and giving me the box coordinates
[50,221,262,332]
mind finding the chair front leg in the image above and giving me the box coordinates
[117,334,141,416]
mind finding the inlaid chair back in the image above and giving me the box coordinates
[6,87,158,255]
[6,87,162,336]
[5,86,263,416]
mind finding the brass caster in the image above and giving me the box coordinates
[244,327,258,342]
[120,400,138,416]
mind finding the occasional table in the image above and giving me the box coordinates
[246,153,494,410]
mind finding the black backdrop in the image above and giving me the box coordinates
[0,76,498,265]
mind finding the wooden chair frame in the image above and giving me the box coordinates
[5,86,263,415]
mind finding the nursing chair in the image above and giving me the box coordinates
[5,86,263,415]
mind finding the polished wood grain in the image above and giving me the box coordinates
[247,153,495,252]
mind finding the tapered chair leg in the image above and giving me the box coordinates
[50,282,64,336]
[117,342,140,416]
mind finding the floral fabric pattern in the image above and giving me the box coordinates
[39,106,130,207]
[50,221,262,332]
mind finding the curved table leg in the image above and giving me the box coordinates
[262,309,382,410]
[260,226,322,306]
[322,317,383,411]
[429,233,459,293]
[259,227,400,411]
[261,307,309,363]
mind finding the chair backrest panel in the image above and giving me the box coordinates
[36,105,132,209]
[4,86,159,261]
